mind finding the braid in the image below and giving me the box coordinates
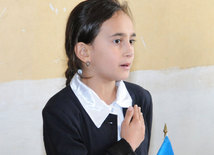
[65,59,74,86]
[65,49,81,86]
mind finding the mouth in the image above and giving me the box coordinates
[120,63,131,70]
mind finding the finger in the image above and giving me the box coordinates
[133,105,140,120]
[140,111,144,124]
[123,106,134,125]
[138,107,141,119]
[137,106,143,122]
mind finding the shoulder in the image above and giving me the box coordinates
[42,85,81,116]
[124,81,152,110]
[42,86,85,136]
[124,81,151,100]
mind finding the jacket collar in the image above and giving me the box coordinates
[70,73,132,128]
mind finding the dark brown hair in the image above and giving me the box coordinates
[65,0,132,86]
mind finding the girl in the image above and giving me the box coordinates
[42,0,152,154]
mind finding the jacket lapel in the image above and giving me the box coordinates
[122,108,128,117]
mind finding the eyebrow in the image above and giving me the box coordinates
[110,33,136,37]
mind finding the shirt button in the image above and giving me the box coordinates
[108,121,113,125]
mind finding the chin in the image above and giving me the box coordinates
[116,72,130,81]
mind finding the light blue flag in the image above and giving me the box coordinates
[157,136,174,155]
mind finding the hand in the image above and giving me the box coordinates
[121,105,145,151]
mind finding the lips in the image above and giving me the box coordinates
[120,63,130,67]
[120,63,131,70]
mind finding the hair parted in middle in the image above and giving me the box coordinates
[65,0,132,86]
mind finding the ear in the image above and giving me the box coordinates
[74,42,91,63]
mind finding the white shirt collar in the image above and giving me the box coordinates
[70,72,132,128]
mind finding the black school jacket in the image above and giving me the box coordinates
[42,81,153,155]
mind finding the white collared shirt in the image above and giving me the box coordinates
[70,72,132,140]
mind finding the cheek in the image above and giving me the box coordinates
[93,46,118,61]
[91,41,121,66]
[95,52,117,65]
[102,49,119,64]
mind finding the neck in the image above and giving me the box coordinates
[81,76,117,105]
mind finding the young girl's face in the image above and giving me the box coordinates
[89,11,135,81]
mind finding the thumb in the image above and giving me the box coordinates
[123,106,134,125]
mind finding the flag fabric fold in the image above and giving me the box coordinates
[157,136,174,155]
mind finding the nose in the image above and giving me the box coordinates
[123,41,134,58]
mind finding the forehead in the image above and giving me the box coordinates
[99,11,135,36]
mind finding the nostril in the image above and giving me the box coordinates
[125,52,133,57]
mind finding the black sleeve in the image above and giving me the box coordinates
[42,107,136,155]
[43,108,88,155]
[106,138,136,155]
[144,90,153,151]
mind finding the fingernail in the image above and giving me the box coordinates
[128,106,133,111]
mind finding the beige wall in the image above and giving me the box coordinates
[1,1,214,154]
[1,0,214,82]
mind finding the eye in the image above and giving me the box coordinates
[113,39,121,44]
[129,39,136,45]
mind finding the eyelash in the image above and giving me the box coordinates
[113,39,136,45]
[130,39,136,45]
[113,39,121,44]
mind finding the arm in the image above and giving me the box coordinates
[42,107,136,155]
[144,90,153,151]
[42,108,88,155]
[106,138,136,155]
